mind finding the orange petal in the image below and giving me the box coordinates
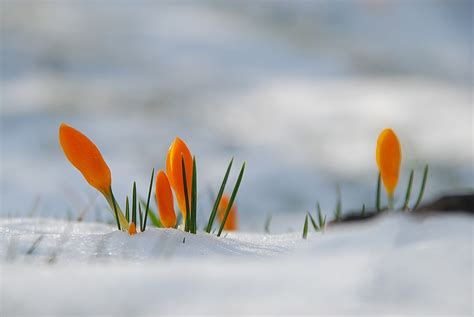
[217,195,238,231]
[128,222,137,235]
[376,128,402,197]
[165,137,193,220]
[59,123,111,195]
[156,170,177,228]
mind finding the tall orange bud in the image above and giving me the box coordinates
[376,128,402,199]
[155,170,177,228]
[166,137,193,219]
[59,123,111,195]
[217,195,238,231]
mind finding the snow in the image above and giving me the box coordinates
[1,213,472,316]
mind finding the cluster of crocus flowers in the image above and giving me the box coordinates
[154,137,194,229]
[376,128,402,209]
[59,123,245,236]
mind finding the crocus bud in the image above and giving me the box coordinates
[166,137,193,220]
[155,170,177,228]
[376,128,402,198]
[59,123,112,196]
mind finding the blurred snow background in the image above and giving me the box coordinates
[1,0,472,230]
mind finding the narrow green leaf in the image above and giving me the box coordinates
[317,203,323,227]
[139,204,143,231]
[110,187,121,231]
[182,155,191,233]
[402,170,414,211]
[147,207,163,228]
[125,196,130,222]
[413,165,429,210]
[191,157,197,234]
[264,213,272,233]
[142,168,155,232]
[361,204,366,217]
[217,162,245,237]
[206,158,233,233]
[308,212,319,231]
[376,172,382,212]
[132,182,137,226]
[334,185,342,221]
[302,214,309,239]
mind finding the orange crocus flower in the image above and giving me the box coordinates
[376,128,402,199]
[59,123,128,230]
[59,123,111,195]
[166,137,193,220]
[128,222,137,235]
[217,195,238,231]
[155,170,177,228]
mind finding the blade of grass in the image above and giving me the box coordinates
[302,214,309,239]
[147,207,163,228]
[191,157,197,234]
[308,212,319,231]
[317,203,326,231]
[402,170,414,211]
[125,196,130,222]
[139,204,143,231]
[109,187,121,231]
[361,204,366,217]
[206,158,233,233]
[182,155,191,233]
[264,213,272,233]
[334,185,342,221]
[142,168,155,232]
[132,182,137,227]
[413,165,429,210]
[217,162,245,237]
[376,172,382,212]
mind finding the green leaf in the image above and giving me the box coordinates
[125,196,130,222]
[334,185,342,221]
[146,207,163,228]
[361,204,366,217]
[190,157,197,234]
[217,162,245,237]
[308,212,319,231]
[142,168,155,232]
[182,156,191,233]
[109,187,121,231]
[132,182,137,226]
[402,170,414,211]
[413,165,429,210]
[206,158,233,233]
[264,213,272,234]
[376,172,382,212]
[302,214,309,239]
[139,204,143,231]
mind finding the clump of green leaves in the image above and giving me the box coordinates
[375,164,429,212]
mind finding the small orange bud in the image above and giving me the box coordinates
[128,222,137,235]
[59,123,111,195]
[217,195,238,231]
[155,170,177,228]
[166,137,193,220]
[376,128,402,198]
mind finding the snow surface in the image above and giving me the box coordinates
[1,214,472,316]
